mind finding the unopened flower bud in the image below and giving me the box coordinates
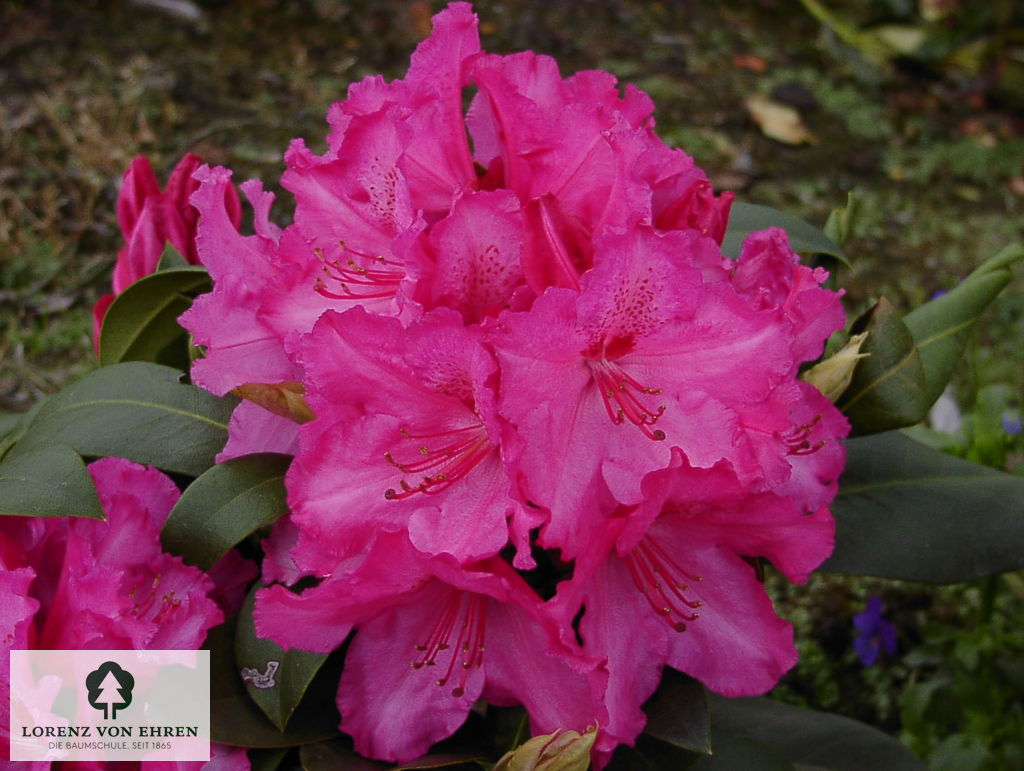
[801,332,869,402]
[494,726,598,771]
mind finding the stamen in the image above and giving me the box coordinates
[780,415,826,456]
[626,540,703,632]
[313,243,404,300]
[589,359,666,440]
[411,592,488,697]
[384,423,491,499]
[127,572,183,625]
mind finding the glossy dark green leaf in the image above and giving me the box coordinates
[610,729,798,770]
[0,412,19,442]
[236,585,329,732]
[904,245,1022,408]
[721,202,848,265]
[690,731,795,770]
[707,694,926,770]
[394,753,488,769]
[98,267,209,367]
[607,735,707,771]
[207,619,341,749]
[837,298,929,435]
[0,399,47,462]
[249,748,290,771]
[15,362,236,476]
[643,669,711,754]
[299,739,384,770]
[156,242,190,271]
[824,431,1024,582]
[162,453,291,570]
[0,441,103,519]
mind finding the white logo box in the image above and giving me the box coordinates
[9,650,210,762]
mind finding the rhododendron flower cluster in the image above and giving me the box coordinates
[175,2,849,764]
[0,457,252,770]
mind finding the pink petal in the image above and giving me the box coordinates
[481,598,606,744]
[557,526,670,750]
[648,520,799,696]
[180,166,296,395]
[217,399,299,463]
[117,155,161,238]
[733,228,846,364]
[338,581,485,762]
[414,189,526,323]
[292,310,516,564]
[91,293,115,356]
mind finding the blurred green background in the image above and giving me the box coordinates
[1,1,1022,768]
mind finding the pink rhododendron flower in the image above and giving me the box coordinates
[92,153,242,353]
[0,458,253,770]
[553,446,842,755]
[256,531,603,763]
[286,306,541,569]
[489,226,796,556]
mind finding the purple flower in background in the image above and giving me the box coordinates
[1003,412,1022,436]
[853,595,897,666]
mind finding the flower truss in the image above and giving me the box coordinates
[168,2,852,764]
[3,0,1021,767]
[0,457,253,770]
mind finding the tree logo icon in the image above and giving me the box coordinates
[86,661,134,719]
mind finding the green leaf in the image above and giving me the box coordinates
[394,753,488,769]
[0,399,48,462]
[207,619,341,749]
[15,362,236,477]
[0,412,20,442]
[236,585,329,732]
[707,694,926,770]
[969,242,1024,277]
[299,739,384,770]
[156,242,191,271]
[797,0,901,64]
[824,431,1024,582]
[607,735,709,770]
[162,453,291,570]
[643,669,711,754]
[837,298,929,434]
[0,441,104,519]
[299,740,483,771]
[904,262,1019,409]
[721,202,848,265]
[98,267,210,367]
[689,731,795,770]
[249,748,290,771]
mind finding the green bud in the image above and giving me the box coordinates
[494,726,598,771]
[801,332,869,402]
